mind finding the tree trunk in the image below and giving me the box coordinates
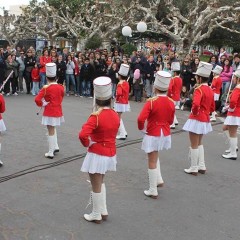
[78,38,88,50]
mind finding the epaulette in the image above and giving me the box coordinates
[42,85,49,89]
[147,96,158,102]
[91,108,103,116]
[168,97,175,103]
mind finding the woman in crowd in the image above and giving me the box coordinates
[183,62,215,175]
[108,62,118,98]
[39,49,52,88]
[79,77,120,224]
[181,59,192,91]
[56,55,67,85]
[220,58,233,94]
[65,55,77,97]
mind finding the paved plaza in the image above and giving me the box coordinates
[0,95,239,240]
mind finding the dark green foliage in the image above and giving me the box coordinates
[85,35,102,50]
[121,43,137,56]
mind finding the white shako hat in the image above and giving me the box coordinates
[154,71,172,91]
[171,61,181,72]
[234,68,240,78]
[118,63,130,77]
[195,61,212,78]
[46,63,56,78]
[93,77,112,100]
[212,65,223,75]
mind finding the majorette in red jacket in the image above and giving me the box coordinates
[168,76,183,101]
[35,83,64,117]
[189,83,215,122]
[0,94,6,120]
[138,95,175,137]
[115,81,129,104]
[227,86,240,117]
[211,76,222,95]
[79,108,120,157]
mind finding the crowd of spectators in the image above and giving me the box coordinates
[0,45,239,107]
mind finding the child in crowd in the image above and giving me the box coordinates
[180,86,189,110]
[133,69,143,102]
[31,64,40,96]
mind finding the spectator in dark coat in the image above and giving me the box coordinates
[56,55,67,85]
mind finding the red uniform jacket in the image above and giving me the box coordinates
[138,95,175,137]
[189,84,215,122]
[115,81,129,104]
[39,56,52,73]
[79,108,120,156]
[0,94,6,120]
[168,76,183,101]
[35,83,64,117]
[211,76,222,94]
[227,86,240,117]
[31,68,40,82]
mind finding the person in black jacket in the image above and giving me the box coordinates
[108,62,118,98]
[144,55,157,98]
[80,58,95,97]
[0,49,6,87]
[24,50,36,94]
[181,59,192,91]
[56,55,66,85]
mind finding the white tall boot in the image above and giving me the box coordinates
[84,192,102,224]
[144,169,158,199]
[222,137,237,160]
[116,119,127,140]
[184,148,199,176]
[170,115,178,129]
[156,159,164,187]
[53,128,60,154]
[198,145,206,174]
[0,143,3,167]
[101,183,108,220]
[210,111,217,122]
[45,136,55,159]
[224,131,238,153]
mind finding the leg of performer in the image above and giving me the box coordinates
[53,128,59,154]
[116,113,127,140]
[45,125,55,159]
[222,125,238,160]
[100,181,108,220]
[144,151,158,199]
[156,158,164,187]
[198,135,206,174]
[223,125,238,153]
[184,132,199,176]
[84,173,103,224]
[0,133,3,167]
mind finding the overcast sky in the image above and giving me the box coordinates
[0,0,31,9]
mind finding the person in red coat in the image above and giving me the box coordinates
[168,62,182,129]
[39,49,52,89]
[210,65,223,121]
[183,62,215,175]
[79,77,120,223]
[114,64,130,140]
[222,68,240,160]
[35,63,64,159]
[31,64,40,96]
[138,71,175,199]
[0,94,6,167]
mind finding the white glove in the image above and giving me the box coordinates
[89,139,96,147]
[140,129,148,136]
[42,99,49,107]
[222,105,229,113]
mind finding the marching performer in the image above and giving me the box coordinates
[0,93,6,167]
[168,62,182,129]
[222,68,240,160]
[114,64,130,140]
[183,62,215,175]
[137,71,175,199]
[79,77,120,223]
[35,63,64,159]
[210,65,223,122]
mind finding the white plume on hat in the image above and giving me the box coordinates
[154,71,172,91]
[118,64,130,77]
[212,65,223,75]
[171,62,181,72]
[93,77,112,100]
[46,63,56,78]
[195,61,212,78]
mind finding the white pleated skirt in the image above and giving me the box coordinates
[81,152,117,174]
[214,93,220,101]
[114,103,130,113]
[42,116,65,126]
[0,119,6,132]
[224,116,240,126]
[183,119,212,134]
[141,133,171,153]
